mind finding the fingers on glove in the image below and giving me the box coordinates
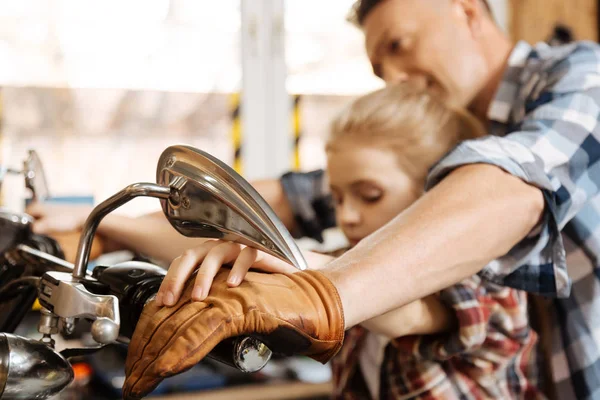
[252,251,299,274]
[201,245,299,291]
[227,247,298,288]
[192,242,245,300]
[156,240,222,306]
[124,302,223,399]
[227,246,259,287]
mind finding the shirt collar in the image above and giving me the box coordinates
[487,41,533,124]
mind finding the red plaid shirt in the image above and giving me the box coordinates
[331,275,545,399]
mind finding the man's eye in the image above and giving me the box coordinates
[388,39,402,53]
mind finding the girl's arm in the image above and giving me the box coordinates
[361,294,456,338]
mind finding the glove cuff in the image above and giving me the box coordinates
[293,270,345,363]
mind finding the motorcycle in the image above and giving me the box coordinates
[0,145,308,399]
[0,149,50,203]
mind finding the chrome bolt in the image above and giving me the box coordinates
[38,308,59,336]
[169,190,181,207]
[40,334,55,349]
[62,317,76,335]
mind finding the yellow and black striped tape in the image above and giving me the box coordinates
[229,93,302,174]
[292,94,302,171]
[229,92,243,174]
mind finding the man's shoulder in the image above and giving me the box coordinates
[530,40,600,62]
[525,41,600,95]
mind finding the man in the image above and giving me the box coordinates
[121,1,600,399]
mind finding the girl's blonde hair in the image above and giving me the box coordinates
[327,82,485,183]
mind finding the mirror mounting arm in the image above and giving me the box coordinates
[72,183,172,280]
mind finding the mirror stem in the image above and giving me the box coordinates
[73,183,171,279]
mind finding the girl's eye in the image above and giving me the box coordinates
[359,188,383,204]
[361,194,382,204]
[355,183,383,204]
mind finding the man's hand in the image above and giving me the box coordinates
[123,269,344,399]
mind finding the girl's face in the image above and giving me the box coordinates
[327,142,421,246]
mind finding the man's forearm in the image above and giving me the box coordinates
[323,164,545,329]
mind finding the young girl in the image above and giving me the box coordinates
[323,83,543,399]
[155,83,545,399]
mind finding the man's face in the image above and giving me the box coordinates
[363,0,490,107]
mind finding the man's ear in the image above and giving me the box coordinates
[451,0,485,36]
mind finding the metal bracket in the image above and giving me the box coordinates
[39,271,120,344]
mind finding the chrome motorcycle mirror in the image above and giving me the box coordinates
[156,145,307,270]
[73,144,307,280]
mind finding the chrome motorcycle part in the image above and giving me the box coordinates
[72,183,171,279]
[0,333,73,400]
[23,150,50,202]
[38,271,120,344]
[0,210,33,255]
[157,145,307,270]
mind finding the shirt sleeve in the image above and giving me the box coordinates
[426,48,600,297]
[280,169,336,242]
[392,277,532,362]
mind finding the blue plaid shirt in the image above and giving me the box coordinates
[281,40,600,399]
[426,41,600,400]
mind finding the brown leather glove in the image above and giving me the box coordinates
[122,269,344,399]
